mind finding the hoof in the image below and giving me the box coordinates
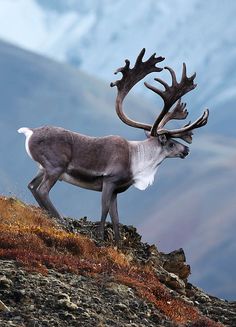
[96,225,105,241]
[114,237,121,248]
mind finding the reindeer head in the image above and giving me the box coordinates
[111,48,209,157]
[156,134,190,159]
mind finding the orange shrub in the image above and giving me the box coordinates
[0,196,223,327]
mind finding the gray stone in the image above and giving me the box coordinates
[57,299,78,311]
[0,299,10,312]
[0,276,13,289]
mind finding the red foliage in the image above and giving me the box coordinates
[0,196,223,327]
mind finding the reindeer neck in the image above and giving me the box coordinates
[129,138,165,190]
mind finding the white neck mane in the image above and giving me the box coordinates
[129,139,165,191]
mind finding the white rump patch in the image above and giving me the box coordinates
[18,127,33,159]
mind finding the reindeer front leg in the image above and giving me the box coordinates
[99,181,116,241]
[109,194,120,245]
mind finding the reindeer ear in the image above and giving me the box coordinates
[159,134,167,145]
[144,130,151,138]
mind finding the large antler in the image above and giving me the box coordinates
[111,50,209,142]
[110,48,164,131]
[144,63,209,141]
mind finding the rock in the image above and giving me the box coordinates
[114,302,128,310]
[0,299,10,312]
[57,299,78,311]
[12,289,26,302]
[163,248,191,281]
[29,318,40,327]
[106,282,132,296]
[57,292,71,301]
[0,276,13,289]
[165,272,186,293]
[197,293,211,303]
[58,311,76,320]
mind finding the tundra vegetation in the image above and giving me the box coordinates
[0,196,231,327]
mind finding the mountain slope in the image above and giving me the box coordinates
[0,40,235,300]
[0,196,234,327]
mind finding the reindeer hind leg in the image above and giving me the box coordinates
[35,167,64,220]
[28,170,46,210]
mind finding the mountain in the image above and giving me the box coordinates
[0,0,235,118]
[0,196,235,327]
[0,1,235,80]
[0,38,235,301]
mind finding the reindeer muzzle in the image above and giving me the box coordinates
[181,146,189,158]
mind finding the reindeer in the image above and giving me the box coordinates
[18,49,209,243]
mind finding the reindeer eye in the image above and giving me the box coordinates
[169,142,175,148]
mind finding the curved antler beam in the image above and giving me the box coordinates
[111,48,165,131]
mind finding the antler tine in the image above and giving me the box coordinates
[178,131,193,144]
[158,127,193,143]
[114,59,131,76]
[110,48,165,131]
[146,63,197,136]
[157,109,209,143]
[153,77,169,89]
[111,48,165,95]
[134,47,146,66]
[157,99,188,129]
[144,80,163,98]
[164,66,178,86]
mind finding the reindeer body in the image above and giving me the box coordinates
[18,49,208,243]
[19,125,188,192]
[21,126,131,192]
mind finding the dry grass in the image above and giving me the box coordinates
[0,196,223,326]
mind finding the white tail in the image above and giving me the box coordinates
[18,127,33,159]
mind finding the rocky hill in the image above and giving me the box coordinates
[0,196,235,327]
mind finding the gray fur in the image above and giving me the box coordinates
[19,125,188,243]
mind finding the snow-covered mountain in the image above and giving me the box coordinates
[0,0,235,135]
[0,1,235,82]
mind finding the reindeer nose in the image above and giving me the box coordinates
[183,146,189,157]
